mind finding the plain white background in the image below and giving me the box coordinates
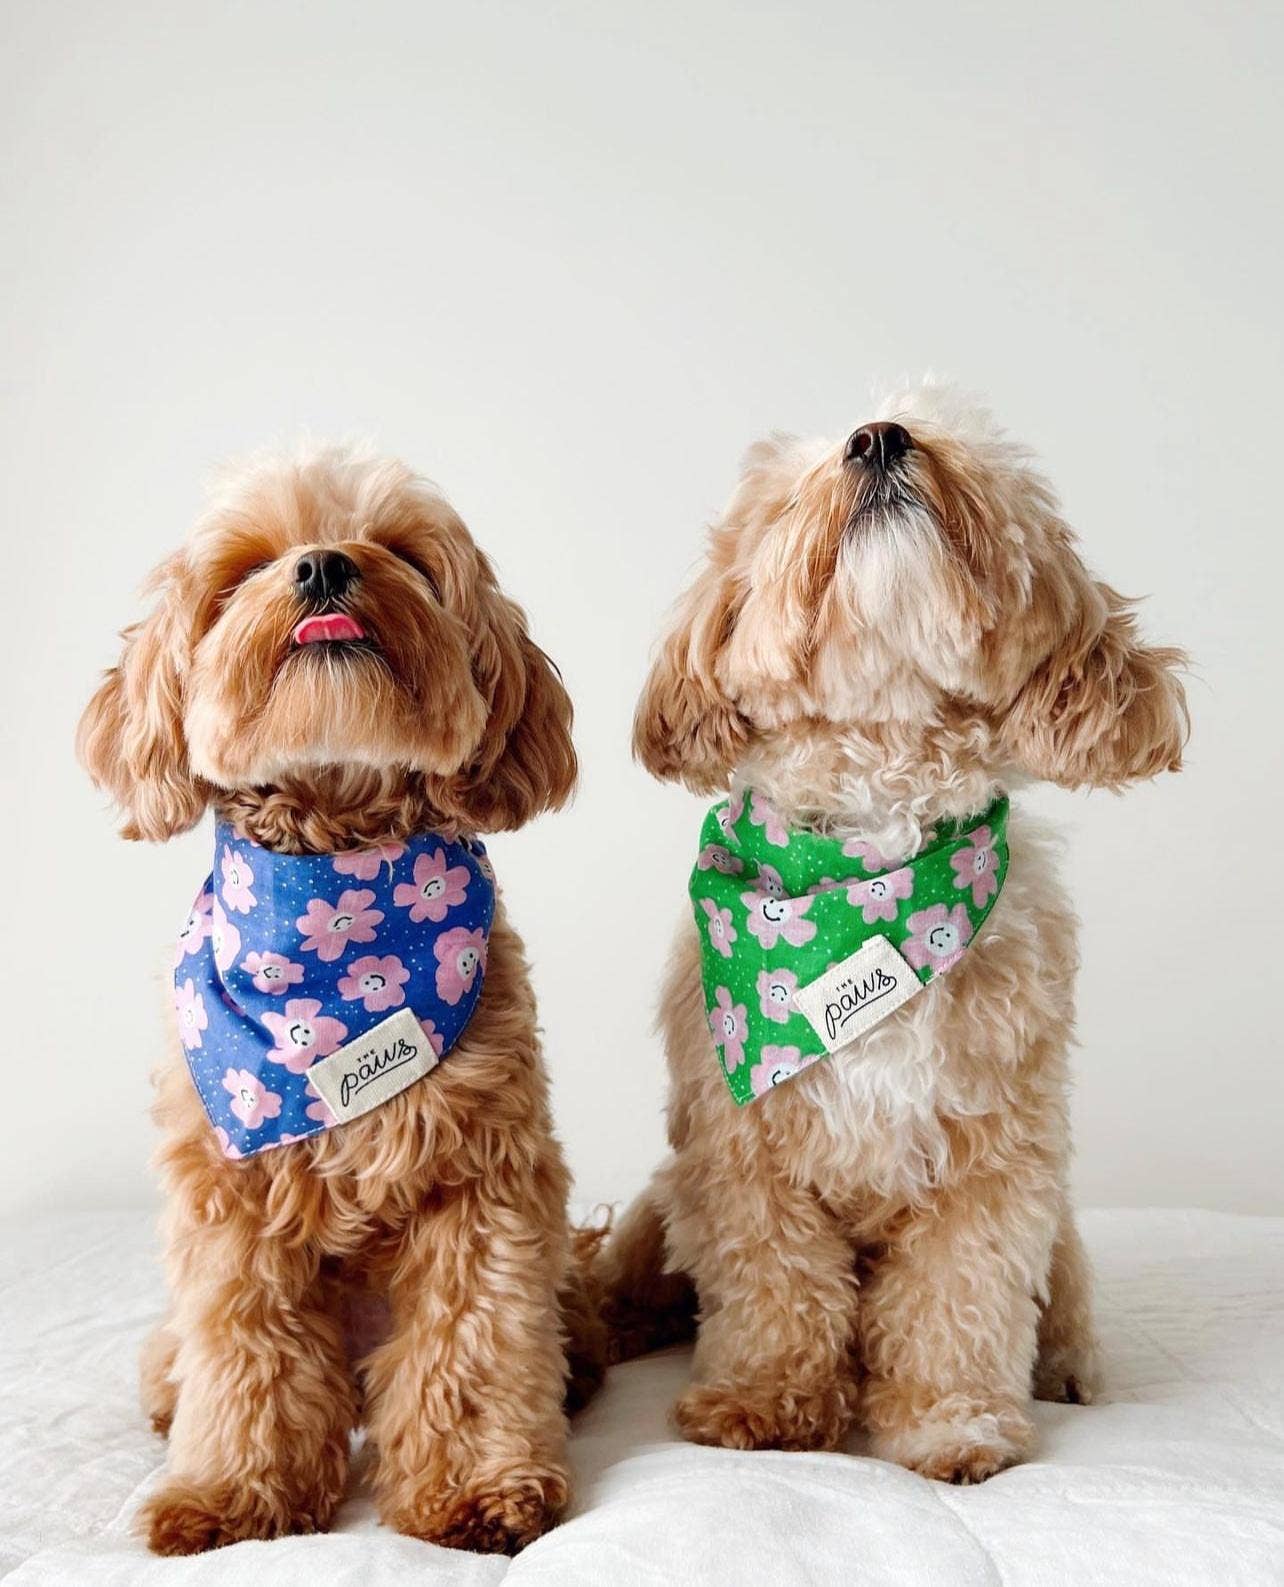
[2,0,1280,1221]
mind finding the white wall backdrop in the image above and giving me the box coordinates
[2,0,1280,1218]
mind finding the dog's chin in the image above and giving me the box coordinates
[283,635,380,664]
[185,654,487,791]
[847,502,896,537]
[846,474,922,533]
[273,636,386,696]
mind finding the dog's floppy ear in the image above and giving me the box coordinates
[76,555,208,841]
[634,435,802,791]
[445,560,577,832]
[633,561,749,793]
[1001,580,1188,789]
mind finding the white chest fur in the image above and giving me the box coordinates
[787,808,1071,1202]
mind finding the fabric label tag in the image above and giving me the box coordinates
[305,1007,439,1123]
[791,935,921,1053]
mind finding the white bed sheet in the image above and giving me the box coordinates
[2,1207,1281,1585]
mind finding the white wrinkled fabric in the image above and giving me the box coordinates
[3,1208,1282,1585]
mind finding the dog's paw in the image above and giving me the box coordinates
[147,1405,175,1439]
[138,1326,178,1438]
[674,1379,853,1452]
[873,1401,1033,1485]
[140,1476,340,1555]
[385,1466,568,1555]
[1033,1342,1099,1405]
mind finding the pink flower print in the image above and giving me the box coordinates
[741,889,816,951]
[903,903,974,975]
[748,792,789,848]
[434,926,487,1005]
[296,889,383,962]
[729,787,746,823]
[696,843,744,875]
[262,998,349,1073]
[709,987,749,1072]
[242,950,304,996]
[212,1126,243,1160]
[210,899,241,974]
[174,978,207,1049]
[222,1068,282,1130]
[756,864,786,900]
[338,953,410,1013]
[698,898,737,958]
[175,891,213,964]
[418,1018,445,1057]
[333,841,407,881]
[950,827,1000,909]
[715,789,746,840]
[757,967,799,1024]
[750,1044,805,1097]
[304,1080,336,1126]
[847,866,914,924]
[220,845,257,913]
[394,849,471,924]
[841,837,896,874]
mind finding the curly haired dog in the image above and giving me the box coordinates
[597,383,1187,1482]
[77,446,603,1555]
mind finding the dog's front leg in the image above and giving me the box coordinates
[668,1147,860,1452]
[140,1209,356,1554]
[368,1172,571,1555]
[859,1164,1058,1484]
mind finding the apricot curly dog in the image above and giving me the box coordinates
[79,445,603,1555]
[597,383,1187,1482]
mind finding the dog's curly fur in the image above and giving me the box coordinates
[596,383,1187,1481]
[77,445,605,1555]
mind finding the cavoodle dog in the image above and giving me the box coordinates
[77,446,603,1555]
[597,383,1187,1481]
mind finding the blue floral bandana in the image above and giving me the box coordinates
[174,823,495,1158]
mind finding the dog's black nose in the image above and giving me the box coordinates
[844,421,912,470]
[294,549,357,603]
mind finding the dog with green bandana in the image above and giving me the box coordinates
[597,382,1187,1482]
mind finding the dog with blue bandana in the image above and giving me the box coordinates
[78,445,598,1556]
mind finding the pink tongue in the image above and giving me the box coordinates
[293,613,366,645]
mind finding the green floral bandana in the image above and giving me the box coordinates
[690,790,1009,1104]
